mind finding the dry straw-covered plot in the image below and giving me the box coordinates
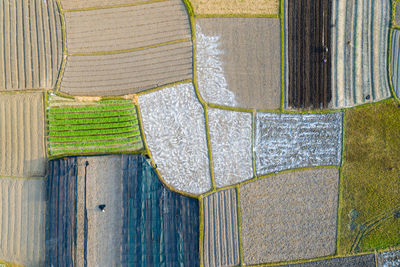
[60,0,193,96]
[0,178,46,266]
[0,0,62,91]
[208,108,253,187]
[203,189,240,267]
[189,0,279,15]
[255,112,342,176]
[196,18,281,109]
[0,93,46,177]
[240,168,339,264]
[138,83,211,195]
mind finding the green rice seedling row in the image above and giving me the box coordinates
[48,104,135,114]
[48,126,138,137]
[48,131,140,142]
[48,120,137,131]
[48,115,137,125]
[50,143,144,155]
[48,109,134,120]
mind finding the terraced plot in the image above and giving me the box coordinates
[255,112,342,176]
[331,0,391,108]
[0,0,62,90]
[240,168,339,264]
[0,178,46,266]
[390,29,400,99]
[0,93,46,177]
[46,94,143,157]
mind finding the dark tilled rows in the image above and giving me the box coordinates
[287,0,332,109]
[281,254,376,267]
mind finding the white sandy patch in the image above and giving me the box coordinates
[195,24,237,107]
[208,108,253,187]
[138,83,212,194]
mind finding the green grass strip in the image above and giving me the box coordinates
[50,137,142,148]
[49,131,140,143]
[47,114,137,125]
[48,126,138,138]
[49,120,137,131]
[50,143,143,155]
[48,109,134,120]
[48,104,135,114]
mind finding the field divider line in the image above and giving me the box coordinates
[135,104,199,199]
[62,0,168,12]
[0,88,51,94]
[68,38,191,56]
[207,103,253,113]
[55,0,67,91]
[198,196,204,267]
[236,185,244,266]
[195,14,279,18]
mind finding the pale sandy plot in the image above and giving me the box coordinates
[240,168,339,264]
[196,18,281,110]
[138,83,212,194]
[190,0,279,15]
[208,108,253,188]
[60,0,153,9]
[203,189,240,267]
[60,41,192,96]
[0,178,46,267]
[64,0,191,53]
[0,0,62,90]
[0,93,46,177]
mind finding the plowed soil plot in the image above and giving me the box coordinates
[287,0,332,109]
[279,254,376,267]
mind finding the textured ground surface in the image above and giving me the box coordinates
[377,250,400,266]
[0,178,46,266]
[0,0,62,91]
[338,100,400,254]
[138,83,211,194]
[189,0,279,15]
[330,0,391,108]
[390,29,400,99]
[60,0,155,9]
[59,0,192,96]
[279,254,376,267]
[240,168,339,264]
[196,18,281,109]
[255,112,342,176]
[46,94,143,157]
[208,108,253,187]
[286,0,332,109]
[203,189,240,267]
[396,2,400,27]
[0,93,46,177]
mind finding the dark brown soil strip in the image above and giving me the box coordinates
[287,0,332,109]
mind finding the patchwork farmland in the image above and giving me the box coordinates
[286,0,332,109]
[0,0,62,90]
[46,94,143,157]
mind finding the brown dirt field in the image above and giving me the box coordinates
[76,156,124,266]
[203,188,240,267]
[60,0,152,10]
[190,0,279,15]
[60,41,192,96]
[0,178,46,266]
[0,93,46,177]
[64,0,191,53]
[240,168,339,265]
[0,0,62,91]
[196,18,281,110]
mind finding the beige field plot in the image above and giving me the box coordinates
[0,93,46,177]
[240,168,339,265]
[64,0,191,53]
[203,189,240,267]
[196,18,281,110]
[190,0,279,15]
[0,0,62,91]
[60,41,192,96]
[0,178,46,266]
[60,0,156,10]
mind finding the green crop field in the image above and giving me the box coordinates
[46,94,143,157]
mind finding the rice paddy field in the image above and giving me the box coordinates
[189,0,280,15]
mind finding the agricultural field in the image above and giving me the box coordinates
[239,168,339,264]
[60,0,153,10]
[377,250,400,266]
[196,18,281,110]
[396,2,400,27]
[330,0,391,108]
[390,29,400,99]
[207,108,253,187]
[188,0,279,15]
[338,100,400,254]
[203,189,240,267]
[286,0,332,109]
[46,94,143,157]
[280,254,376,267]
[255,112,342,176]
[59,0,193,96]
[0,93,46,177]
[0,0,62,91]
[0,178,46,266]
[138,83,211,195]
